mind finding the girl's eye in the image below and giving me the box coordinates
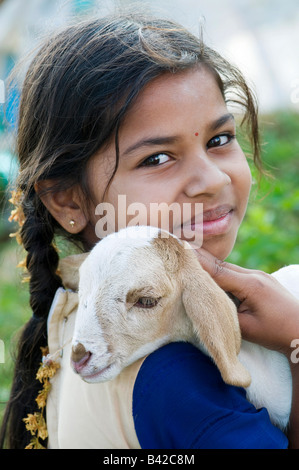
[207,133,235,149]
[134,297,159,308]
[139,153,171,167]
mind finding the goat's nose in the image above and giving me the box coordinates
[71,343,91,373]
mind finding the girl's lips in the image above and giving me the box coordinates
[181,205,234,238]
[201,209,234,236]
[202,204,234,223]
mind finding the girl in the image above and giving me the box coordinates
[1,11,299,449]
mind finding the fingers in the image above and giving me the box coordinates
[195,247,250,276]
[237,311,259,342]
[194,248,252,297]
[195,248,299,353]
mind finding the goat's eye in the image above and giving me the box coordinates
[135,297,159,308]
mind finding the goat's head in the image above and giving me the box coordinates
[71,226,251,387]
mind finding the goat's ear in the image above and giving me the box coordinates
[181,250,251,388]
[58,253,89,291]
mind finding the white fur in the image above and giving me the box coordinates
[126,335,171,367]
[71,226,298,431]
[239,342,291,430]
[240,264,299,430]
[72,226,173,383]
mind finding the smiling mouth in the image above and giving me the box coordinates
[201,209,234,236]
[180,204,234,238]
[202,204,233,223]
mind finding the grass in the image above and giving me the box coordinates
[0,239,31,425]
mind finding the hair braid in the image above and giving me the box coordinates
[0,193,63,449]
[21,193,63,319]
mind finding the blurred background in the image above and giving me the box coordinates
[0,0,298,427]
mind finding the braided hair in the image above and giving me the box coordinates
[1,196,63,448]
[0,10,261,448]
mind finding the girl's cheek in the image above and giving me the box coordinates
[231,153,252,194]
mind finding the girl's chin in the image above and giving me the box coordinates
[201,237,235,261]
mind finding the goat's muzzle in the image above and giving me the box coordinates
[71,343,91,373]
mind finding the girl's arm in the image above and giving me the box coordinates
[195,248,299,449]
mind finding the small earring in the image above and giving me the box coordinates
[69,219,75,228]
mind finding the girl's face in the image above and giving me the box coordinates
[85,67,252,260]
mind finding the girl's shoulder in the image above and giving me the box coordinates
[133,341,248,414]
[133,341,288,449]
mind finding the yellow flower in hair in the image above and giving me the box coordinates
[9,229,23,245]
[23,347,60,449]
[35,384,50,409]
[23,413,40,435]
[17,258,27,269]
[25,437,46,450]
[8,189,25,245]
[8,189,25,226]
[25,440,35,450]
[36,355,60,382]
[8,189,23,206]
[25,434,47,450]
[36,414,48,441]
[40,346,49,356]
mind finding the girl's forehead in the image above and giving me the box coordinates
[118,67,227,140]
[131,66,222,109]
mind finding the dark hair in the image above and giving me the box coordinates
[0,11,260,448]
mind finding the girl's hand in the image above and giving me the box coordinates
[195,248,299,357]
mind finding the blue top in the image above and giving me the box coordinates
[132,342,288,449]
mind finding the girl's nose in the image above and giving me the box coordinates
[183,154,231,198]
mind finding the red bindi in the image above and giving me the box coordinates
[195,132,199,136]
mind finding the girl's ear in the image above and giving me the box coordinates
[34,181,89,234]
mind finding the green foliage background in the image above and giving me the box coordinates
[0,110,298,429]
[228,111,299,272]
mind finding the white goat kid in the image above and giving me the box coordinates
[70,226,294,431]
